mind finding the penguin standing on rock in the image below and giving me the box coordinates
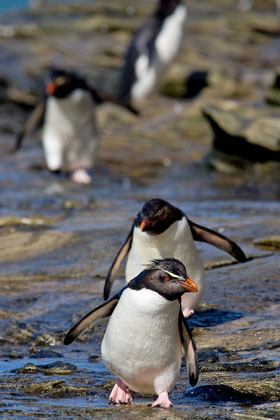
[15,69,138,184]
[118,0,187,101]
[103,198,247,318]
[65,258,199,408]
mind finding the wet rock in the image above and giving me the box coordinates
[14,361,77,375]
[198,348,220,363]
[267,69,280,106]
[34,334,57,347]
[185,383,266,404]
[39,361,77,375]
[14,362,39,374]
[0,23,38,39]
[29,348,63,358]
[89,354,101,363]
[201,360,279,373]
[203,105,280,162]
[0,230,74,264]
[253,235,280,249]
[0,216,57,228]
[23,379,66,395]
[161,67,209,98]
[200,373,280,403]
[248,15,280,36]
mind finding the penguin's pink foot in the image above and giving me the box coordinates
[109,378,134,405]
[150,391,172,409]
[182,308,194,319]
[71,169,92,184]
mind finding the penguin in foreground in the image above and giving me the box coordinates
[118,0,187,101]
[65,258,199,408]
[104,198,247,318]
[15,69,138,184]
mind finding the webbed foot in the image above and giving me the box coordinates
[182,308,194,319]
[109,378,133,405]
[150,391,172,409]
[71,169,92,184]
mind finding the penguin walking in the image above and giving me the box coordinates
[118,0,187,101]
[15,69,137,184]
[65,258,199,408]
[104,198,246,318]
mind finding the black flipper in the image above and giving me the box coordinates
[188,218,247,263]
[103,227,133,301]
[64,290,124,345]
[15,101,46,151]
[179,312,199,387]
[89,87,139,115]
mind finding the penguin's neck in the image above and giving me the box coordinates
[47,89,95,115]
[126,217,203,283]
[121,287,180,318]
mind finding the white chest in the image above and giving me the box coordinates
[155,4,187,65]
[44,90,97,139]
[101,288,182,394]
[126,217,205,310]
[42,90,99,171]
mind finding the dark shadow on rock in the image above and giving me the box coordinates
[184,71,209,99]
[189,308,243,328]
[184,384,267,405]
[203,106,280,162]
[161,70,209,99]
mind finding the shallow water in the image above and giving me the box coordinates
[0,0,280,418]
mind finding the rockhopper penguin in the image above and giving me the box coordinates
[118,0,187,100]
[65,258,199,408]
[103,198,247,318]
[15,69,138,184]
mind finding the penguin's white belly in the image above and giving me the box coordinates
[155,4,187,65]
[43,90,98,171]
[131,55,157,100]
[131,5,186,100]
[101,288,182,395]
[126,218,205,310]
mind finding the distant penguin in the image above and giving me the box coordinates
[15,69,138,184]
[65,258,199,408]
[118,0,187,100]
[103,198,246,318]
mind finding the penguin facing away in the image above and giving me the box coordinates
[103,198,247,318]
[118,0,187,101]
[65,258,199,408]
[15,69,138,184]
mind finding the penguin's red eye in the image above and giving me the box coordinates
[164,276,169,281]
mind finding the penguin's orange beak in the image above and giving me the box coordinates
[140,219,147,231]
[46,82,57,96]
[179,277,198,293]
